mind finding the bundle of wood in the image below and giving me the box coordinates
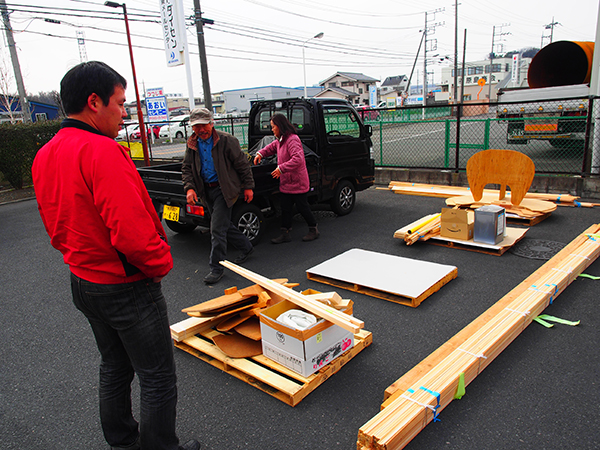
[357,223,600,450]
[386,181,598,207]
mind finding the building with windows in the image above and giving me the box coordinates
[0,97,60,123]
[316,72,379,106]
[440,55,533,102]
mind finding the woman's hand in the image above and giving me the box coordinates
[253,153,262,165]
[271,166,281,179]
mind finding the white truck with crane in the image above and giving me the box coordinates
[497,40,593,148]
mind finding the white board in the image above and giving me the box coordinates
[306,249,457,299]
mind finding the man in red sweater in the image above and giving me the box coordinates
[32,61,199,450]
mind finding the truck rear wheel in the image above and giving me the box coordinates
[232,203,264,245]
[164,219,197,233]
[331,180,355,216]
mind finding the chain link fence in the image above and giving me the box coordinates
[360,96,600,176]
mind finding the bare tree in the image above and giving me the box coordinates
[0,56,21,124]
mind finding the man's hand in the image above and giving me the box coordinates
[253,153,262,165]
[244,189,254,203]
[186,189,198,205]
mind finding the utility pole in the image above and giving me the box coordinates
[0,0,32,122]
[422,9,444,111]
[453,2,459,104]
[193,0,212,111]
[488,24,510,100]
[543,17,560,46]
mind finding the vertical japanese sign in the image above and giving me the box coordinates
[369,85,377,107]
[159,0,184,67]
[511,54,520,84]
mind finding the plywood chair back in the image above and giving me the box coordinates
[467,149,535,206]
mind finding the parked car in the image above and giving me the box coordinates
[158,115,191,139]
[131,124,161,140]
[116,123,137,140]
[356,105,380,121]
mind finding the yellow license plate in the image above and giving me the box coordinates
[162,204,180,222]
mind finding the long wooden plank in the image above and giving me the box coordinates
[220,260,364,334]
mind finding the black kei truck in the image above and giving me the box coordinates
[137,97,375,244]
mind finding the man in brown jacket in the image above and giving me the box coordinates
[181,108,255,284]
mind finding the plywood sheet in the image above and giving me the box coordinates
[306,249,457,300]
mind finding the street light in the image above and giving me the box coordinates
[303,32,324,98]
[105,1,150,166]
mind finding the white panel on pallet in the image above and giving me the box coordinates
[306,249,457,299]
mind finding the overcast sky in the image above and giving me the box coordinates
[1,0,599,103]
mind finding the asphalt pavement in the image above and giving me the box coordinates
[1,187,599,450]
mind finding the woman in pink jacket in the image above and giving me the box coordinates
[253,113,320,243]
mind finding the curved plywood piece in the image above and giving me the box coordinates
[467,149,535,206]
[446,193,557,214]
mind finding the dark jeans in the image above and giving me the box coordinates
[70,274,179,450]
[206,185,253,273]
[280,192,317,230]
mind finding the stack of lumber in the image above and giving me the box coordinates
[385,181,598,207]
[357,224,600,450]
[393,213,441,245]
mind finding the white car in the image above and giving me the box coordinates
[159,115,191,140]
[116,123,137,140]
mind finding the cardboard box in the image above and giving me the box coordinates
[473,205,506,245]
[259,299,355,377]
[440,208,474,241]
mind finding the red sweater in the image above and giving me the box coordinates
[32,120,173,284]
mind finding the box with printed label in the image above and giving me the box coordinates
[259,299,355,377]
[473,205,506,245]
[440,208,474,241]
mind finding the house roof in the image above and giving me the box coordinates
[315,86,359,98]
[319,72,379,85]
[381,75,408,87]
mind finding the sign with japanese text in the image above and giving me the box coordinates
[146,95,169,122]
[511,54,520,84]
[159,0,184,67]
[146,87,164,98]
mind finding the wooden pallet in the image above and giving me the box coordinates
[173,326,372,406]
[306,270,457,308]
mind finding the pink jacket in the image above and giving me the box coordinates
[258,134,310,194]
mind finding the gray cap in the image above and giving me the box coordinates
[189,107,213,126]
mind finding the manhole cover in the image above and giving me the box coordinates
[509,239,566,260]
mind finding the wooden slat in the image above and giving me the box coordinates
[220,261,364,333]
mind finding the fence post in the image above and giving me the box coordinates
[379,121,384,165]
[582,96,594,174]
[444,119,450,168]
[484,118,491,150]
[455,103,462,172]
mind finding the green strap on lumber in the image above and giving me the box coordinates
[578,273,600,280]
[454,372,466,399]
[533,314,580,328]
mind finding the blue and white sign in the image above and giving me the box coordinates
[159,0,184,67]
[369,85,377,107]
[146,95,169,122]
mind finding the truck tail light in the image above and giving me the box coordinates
[186,204,204,217]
